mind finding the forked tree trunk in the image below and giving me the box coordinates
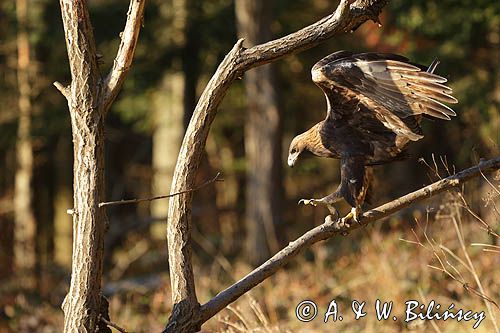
[236,0,282,264]
[14,0,36,286]
[56,0,145,331]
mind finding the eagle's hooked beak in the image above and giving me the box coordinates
[288,152,299,167]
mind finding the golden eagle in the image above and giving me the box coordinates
[287,51,457,223]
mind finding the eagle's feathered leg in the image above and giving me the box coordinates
[341,159,372,225]
[298,192,341,216]
[299,157,372,225]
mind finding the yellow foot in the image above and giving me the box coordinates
[298,199,318,207]
[341,207,362,225]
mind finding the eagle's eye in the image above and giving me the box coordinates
[291,148,297,154]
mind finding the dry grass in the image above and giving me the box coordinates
[2,167,499,333]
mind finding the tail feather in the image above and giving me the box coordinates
[427,59,440,73]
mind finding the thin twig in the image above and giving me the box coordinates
[471,243,500,249]
[99,172,223,208]
[53,81,70,99]
[100,317,129,333]
[451,207,500,330]
[479,167,500,196]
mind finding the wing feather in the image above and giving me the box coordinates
[312,52,457,123]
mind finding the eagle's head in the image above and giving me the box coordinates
[287,133,307,167]
[288,123,332,167]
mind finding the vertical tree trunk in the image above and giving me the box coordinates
[151,72,185,230]
[14,0,36,286]
[56,0,145,330]
[235,0,282,264]
[63,115,107,332]
[59,3,106,331]
[151,0,215,238]
[150,0,188,237]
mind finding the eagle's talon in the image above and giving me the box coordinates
[353,216,362,226]
[341,212,352,224]
[341,217,352,226]
[341,207,362,226]
[298,199,317,207]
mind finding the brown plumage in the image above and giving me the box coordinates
[288,51,457,222]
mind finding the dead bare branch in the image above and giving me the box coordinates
[102,0,145,110]
[53,81,70,99]
[100,317,129,333]
[99,172,222,208]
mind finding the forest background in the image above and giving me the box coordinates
[0,0,499,332]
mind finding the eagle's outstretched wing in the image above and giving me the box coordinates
[312,51,457,142]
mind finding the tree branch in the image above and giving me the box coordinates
[53,81,70,100]
[238,0,386,69]
[199,157,500,323]
[98,172,222,208]
[100,318,129,333]
[164,0,388,331]
[102,0,145,110]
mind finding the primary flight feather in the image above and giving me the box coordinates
[288,51,457,222]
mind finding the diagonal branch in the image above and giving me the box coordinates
[102,0,145,110]
[238,0,386,69]
[199,157,500,323]
[98,172,223,208]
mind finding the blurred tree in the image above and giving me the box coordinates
[149,0,220,240]
[53,137,72,267]
[150,0,189,236]
[14,0,36,286]
[236,0,283,264]
[0,0,18,281]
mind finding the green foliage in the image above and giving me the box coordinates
[386,0,500,160]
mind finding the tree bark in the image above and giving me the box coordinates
[56,0,145,331]
[236,0,283,264]
[14,0,36,287]
[59,2,106,331]
[164,0,389,331]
